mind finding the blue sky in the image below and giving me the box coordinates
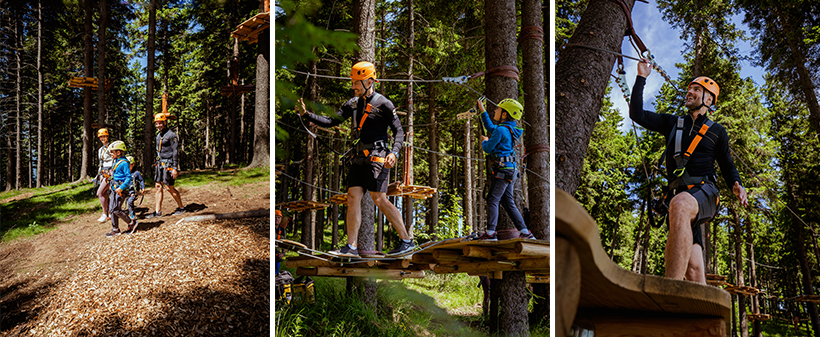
[609,0,765,132]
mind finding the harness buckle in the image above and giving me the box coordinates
[673,167,686,177]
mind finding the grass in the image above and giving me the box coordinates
[0,167,270,243]
[172,166,269,187]
[1,181,100,242]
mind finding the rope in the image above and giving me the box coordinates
[282,68,444,83]
[276,170,346,196]
[524,166,548,182]
[403,142,486,161]
[730,148,816,235]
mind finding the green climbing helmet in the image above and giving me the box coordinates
[498,98,524,120]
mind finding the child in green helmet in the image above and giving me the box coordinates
[476,98,535,241]
[106,141,138,237]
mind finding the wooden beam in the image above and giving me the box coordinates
[411,253,437,264]
[432,249,468,261]
[432,258,548,274]
[463,246,494,259]
[514,242,550,258]
[295,267,425,279]
[575,309,726,337]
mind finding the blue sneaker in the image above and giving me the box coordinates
[478,232,498,241]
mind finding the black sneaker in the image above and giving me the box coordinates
[144,212,162,219]
[105,228,121,238]
[329,245,358,257]
[171,207,185,216]
[477,232,498,241]
[519,232,536,240]
[387,240,415,256]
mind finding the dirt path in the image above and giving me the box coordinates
[0,179,270,335]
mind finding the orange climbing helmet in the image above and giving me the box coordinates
[97,128,109,137]
[689,77,720,102]
[351,61,377,82]
[275,210,283,217]
[154,113,167,122]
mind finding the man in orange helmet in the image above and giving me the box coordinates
[145,113,185,218]
[296,61,413,257]
[630,60,747,284]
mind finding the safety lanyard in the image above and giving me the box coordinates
[661,116,714,178]
[358,103,372,131]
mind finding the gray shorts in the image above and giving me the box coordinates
[672,181,719,249]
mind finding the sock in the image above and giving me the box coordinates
[520,228,531,235]
[402,239,412,244]
[487,230,496,235]
[347,244,357,250]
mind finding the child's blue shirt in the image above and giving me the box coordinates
[480,111,523,168]
[110,157,132,191]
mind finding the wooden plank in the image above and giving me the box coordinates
[432,258,548,274]
[295,266,425,279]
[411,253,436,264]
[575,309,726,337]
[556,189,731,326]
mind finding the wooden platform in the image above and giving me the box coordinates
[724,285,759,296]
[276,200,331,212]
[68,76,112,91]
[284,237,549,281]
[796,295,820,303]
[231,12,270,43]
[323,194,348,206]
[706,274,728,287]
[747,313,771,322]
[419,238,549,277]
[556,189,731,337]
[387,182,437,199]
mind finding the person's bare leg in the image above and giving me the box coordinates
[686,243,706,284]
[167,185,184,208]
[665,192,699,280]
[345,187,364,247]
[371,191,409,240]
[154,182,164,213]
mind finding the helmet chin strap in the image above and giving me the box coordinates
[360,79,373,98]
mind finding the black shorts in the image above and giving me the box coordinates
[346,160,390,193]
[154,164,175,186]
[671,181,719,249]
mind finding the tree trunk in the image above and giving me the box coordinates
[229,39,238,164]
[427,85,439,235]
[732,208,748,337]
[522,0,548,323]
[783,21,820,135]
[485,0,528,334]
[348,0,378,309]
[143,0,156,174]
[15,8,22,190]
[747,224,761,337]
[555,0,635,194]
[36,0,43,188]
[301,128,316,249]
[331,133,341,248]
[403,0,415,238]
[464,117,474,233]
[790,203,820,334]
[78,0,92,182]
[248,6,270,169]
[97,0,107,127]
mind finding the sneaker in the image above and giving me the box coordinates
[519,232,536,240]
[105,228,121,238]
[144,212,161,219]
[128,211,136,220]
[97,214,109,223]
[171,207,185,216]
[387,240,416,256]
[477,232,498,241]
[328,245,358,257]
[124,221,139,235]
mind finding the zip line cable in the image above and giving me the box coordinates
[276,170,346,196]
[403,142,485,162]
[730,148,816,234]
[282,68,445,83]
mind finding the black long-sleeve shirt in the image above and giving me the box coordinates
[630,76,741,188]
[303,91,404,154]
